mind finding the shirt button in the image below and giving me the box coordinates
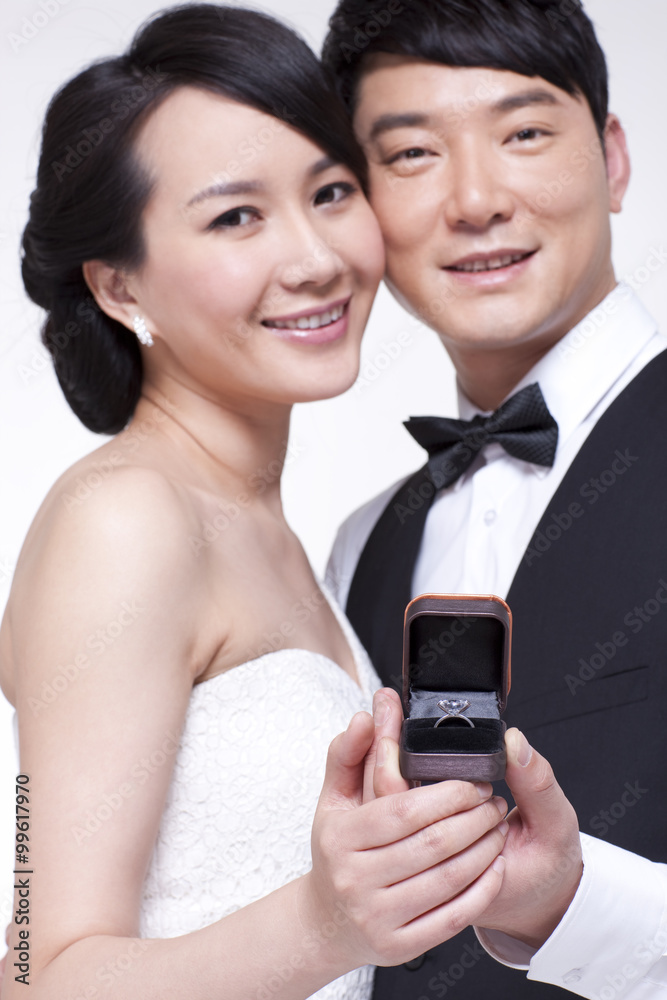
[563,969,584,985]
[484,510,497,525]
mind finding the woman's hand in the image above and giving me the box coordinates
[302,711,509,973]
[362,687,410,802]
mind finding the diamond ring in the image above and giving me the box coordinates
[434,699,475,728]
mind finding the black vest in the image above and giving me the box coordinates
[346,350,667,1000]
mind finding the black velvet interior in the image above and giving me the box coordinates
[408,614,504,691]
[403,717,504,754]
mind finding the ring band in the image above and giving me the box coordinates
[434,699,475,728]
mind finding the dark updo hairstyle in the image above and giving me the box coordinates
[22,3,368,434]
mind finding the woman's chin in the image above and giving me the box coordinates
[293,366,360,404]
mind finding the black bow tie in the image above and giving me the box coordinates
[404,382,559,490]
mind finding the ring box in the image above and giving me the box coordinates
[399,594,512,783]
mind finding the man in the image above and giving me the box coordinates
[322,1,667,998]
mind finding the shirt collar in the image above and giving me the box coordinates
[457,284,659,473]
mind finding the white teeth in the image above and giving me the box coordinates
[454,253,526,273]
[266,303,345,330]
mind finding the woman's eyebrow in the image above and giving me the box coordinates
[187,179,264,208]
[186,156,337,209]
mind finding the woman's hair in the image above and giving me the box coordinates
[22,3,368,434]
[322,0,609,141]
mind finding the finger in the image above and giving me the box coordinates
[390,856,505,964]
[363,689,406,802]
[386,823,509,927]
[373,688,404,743]
[369,796,507,887]
[351,779,495,851]
[504,729,577,835]
[318,711,376,812]
[373,737,410,798]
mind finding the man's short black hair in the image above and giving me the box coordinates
[322,0,609,141]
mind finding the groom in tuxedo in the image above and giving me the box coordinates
[323,1,667,998]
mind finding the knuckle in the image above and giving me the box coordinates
[446,779,477,813]
[439,853,464,893]
[444,896,471,935]
[330,868,356,899]
[385,791,414,827]
[318,823,344,862]
[532,756,558,795]
[416,821,449,861]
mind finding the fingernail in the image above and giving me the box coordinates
[498,820,509,837]
[492,796,508,819]
[476,782,493,799]
[373,696,390,727]
[376,737,387,767]
[492,856,506,875]
[516,731,533,767]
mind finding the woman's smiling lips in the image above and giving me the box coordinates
[442,249,537,287]
[261,296,351,344]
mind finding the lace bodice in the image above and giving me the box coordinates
[139,587,380,1000]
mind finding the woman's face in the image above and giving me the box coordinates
[122,86,385,410]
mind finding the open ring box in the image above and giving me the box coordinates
[399,594,512,782]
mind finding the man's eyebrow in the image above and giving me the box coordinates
[490,89,563,115]
[186,156,338,208]
[368,112,432,142]
[366,92,563,142]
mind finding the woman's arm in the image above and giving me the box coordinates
[1,469,508,1000]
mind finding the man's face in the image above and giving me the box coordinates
[354,57,630,373]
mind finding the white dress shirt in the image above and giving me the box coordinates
[326,285,667,998]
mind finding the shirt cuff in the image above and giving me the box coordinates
[477,833,667,998]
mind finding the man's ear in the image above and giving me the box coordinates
[82,260,141,333]
[604,114,631,214]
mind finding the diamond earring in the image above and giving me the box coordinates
[132,315,154,347]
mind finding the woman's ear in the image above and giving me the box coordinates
[82,260,139,332]
[604,114,631,214]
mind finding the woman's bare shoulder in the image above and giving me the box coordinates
[2,446,212,697]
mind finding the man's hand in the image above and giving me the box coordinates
[474,728,583,950]
[366,696,583,952]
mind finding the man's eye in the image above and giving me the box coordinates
[208,207,259,229]
[515,129,543,141]
[394,148,429,162]
[314,182,356,206]
[383,147,434,167]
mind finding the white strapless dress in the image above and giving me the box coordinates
[139,586,381,1000]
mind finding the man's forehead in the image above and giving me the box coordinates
[354,55,579,126]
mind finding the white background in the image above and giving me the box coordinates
[1,0,666,947]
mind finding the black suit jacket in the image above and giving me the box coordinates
[346,350,667,999]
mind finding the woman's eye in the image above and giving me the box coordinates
[314,182,356,206]
[208,207,259,230]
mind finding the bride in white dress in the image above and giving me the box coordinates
[0,6,508,999]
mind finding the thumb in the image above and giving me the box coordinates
[373,736,410,798]
[504,728,574,834]
[319,711,375,812]
[362,688,407,801]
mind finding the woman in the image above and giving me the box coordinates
[0,6,508,998]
